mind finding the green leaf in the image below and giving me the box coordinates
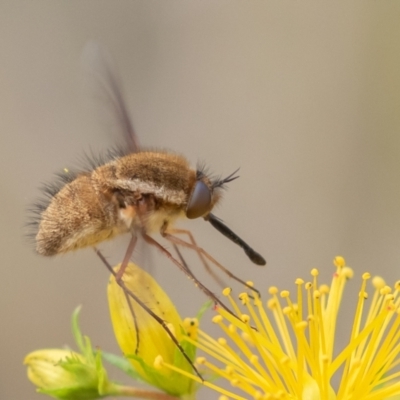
[71,306,85,354]
[196,300,213,321]
[125,353,185,397]
[101,351,142,381]
[95,351,108,395]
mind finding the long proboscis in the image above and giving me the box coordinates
[206,213,266,266]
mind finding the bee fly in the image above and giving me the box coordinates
[30,43,266,376]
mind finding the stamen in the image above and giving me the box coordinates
[169,256,400,399]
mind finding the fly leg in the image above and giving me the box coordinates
[163,228,260,298]
[142,233,235,315]
[171,231,226,289]
[94,247,203,381]
[115,235,138,281]
[94,246,141,353]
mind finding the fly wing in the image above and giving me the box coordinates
[81,41,140,153]
[81,42,154,271]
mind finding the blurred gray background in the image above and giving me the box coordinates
[2,1,400,399]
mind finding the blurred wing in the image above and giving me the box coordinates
[81,42,154,270]
[81,41,140,153]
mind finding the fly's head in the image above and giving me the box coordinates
[186,167,239,220]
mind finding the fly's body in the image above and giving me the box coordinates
[35,151,225,257]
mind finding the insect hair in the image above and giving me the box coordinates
[26,146,126,246]
[196,162,240,190]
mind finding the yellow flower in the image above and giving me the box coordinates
[107,262,197,397]
[158,256,400,400]
[24,349,116,400]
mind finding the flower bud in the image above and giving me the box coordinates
[107,263,196,396]
[24,349,115,400]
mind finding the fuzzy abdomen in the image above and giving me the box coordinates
[36,174,124,256]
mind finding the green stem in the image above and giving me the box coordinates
[115,385,181,400]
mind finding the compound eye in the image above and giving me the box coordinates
[186,180,212,219]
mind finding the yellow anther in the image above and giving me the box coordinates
[342,267,354,279]
[280,290,290,298]
[254,297,262,306]
[267,299,277,309]
[269,287,278,295]
[240,314,250,323]
[196,356,206,364]
[311,268,319,277]
[182,317,199,339]
[218,338,227,346]
[372,276,386,289]
[239,293,249,304]
[222,287,232,296]
[295,278,304,285]
[319,284,330,294]
[334,256,345,268]
[283,306,292,315]
[246,281,254,287]
[305,282,313,290]
[228,324,236,333]
[381,286,392,295]
[313,290,320,299]
[212,315,223,323]
[241,332,252,344]
[153,355,164,369]
[362,272,371,280]
[296,321,308,330]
